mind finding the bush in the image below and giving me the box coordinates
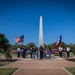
[5,51,12,60]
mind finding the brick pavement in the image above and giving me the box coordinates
[1,57,75,75]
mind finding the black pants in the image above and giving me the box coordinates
[30,53,33,58]
[37,52,38,58]
[40,52,43,59]
[22,53,26,58]
[67,51,70,57]
[18,52,20,58]
[59,51,62,57]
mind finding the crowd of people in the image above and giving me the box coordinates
[16,45,71,59]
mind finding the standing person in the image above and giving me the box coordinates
[22,47,26,58]
[21,47,24,58]
[33,47,36,58]
[47,47,51,58]
[58,46,63,57]
[40,45,44,59]
[17,47,21,58]
[66,46,70,57]
[30,48,33,58]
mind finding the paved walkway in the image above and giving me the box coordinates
[1,57,75,75]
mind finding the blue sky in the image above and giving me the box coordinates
[0,0,75,46]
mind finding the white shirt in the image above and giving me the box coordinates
[66,47,70,52]
[59,47,63,52]
[17,48,20,52]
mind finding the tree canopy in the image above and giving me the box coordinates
[0,33,10,52]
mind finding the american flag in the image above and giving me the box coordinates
[15,35,24,44]
[55,35,62,47]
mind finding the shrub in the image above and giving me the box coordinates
[5,51,12,60]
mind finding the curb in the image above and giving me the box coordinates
[62,67,73,75]
[11,68,21,75]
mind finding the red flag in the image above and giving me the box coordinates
[55,35,62,47]
[15,35,24,44]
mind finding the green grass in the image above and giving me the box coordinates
[54,53,59,56]
[63,52,74,57]
[0,53,17,57]
[66,67,75,75]
[66,59,75,63]
[11,53,17,57]
[54,52,74,57]
[0,53,4,56]
[0,62,10,66]
[0,68,18,75]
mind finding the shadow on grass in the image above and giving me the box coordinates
[66,58,75,62]
[0,59,17,62]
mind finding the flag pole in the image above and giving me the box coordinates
[22,35,24,47]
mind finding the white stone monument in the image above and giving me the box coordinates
[39,16,44,47]
[38,16,44,58]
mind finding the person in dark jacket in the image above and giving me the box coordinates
[40,45,44,59]
[22,47,26,58]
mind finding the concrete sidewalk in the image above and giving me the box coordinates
[2,57,75,75]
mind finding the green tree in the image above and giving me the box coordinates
[10,44,27,50]
[44,44,48,49]
[68,43,75,55]
[0,33,10,52]
[0,33,12,60]
[59,42,66,49]
[27,42,36,48]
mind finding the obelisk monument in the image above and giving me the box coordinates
[38,16,44,58]
[39,16,44,47]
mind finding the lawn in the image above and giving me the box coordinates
[54,52,74,57]
[0,62,10,66]
[66,58,75,63]
[0,53,18,75]
[11,53,17,57]
[0,68,18,75]
[0,52,17,57]
[0,53,4,56]
[66,67,75,75]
